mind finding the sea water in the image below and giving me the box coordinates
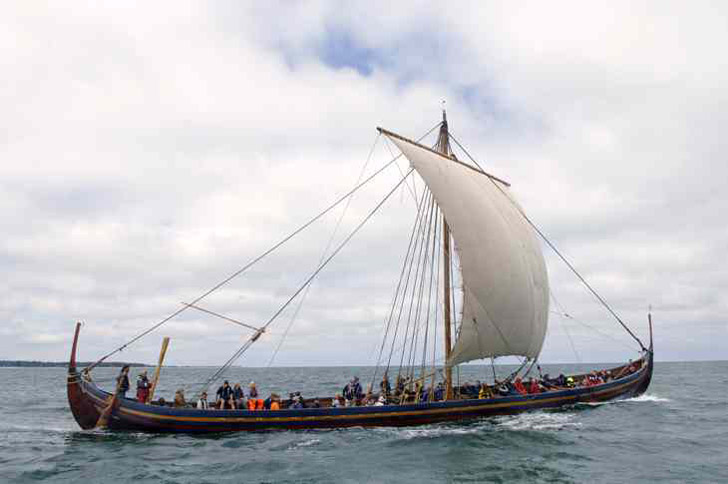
[0,361,726,483]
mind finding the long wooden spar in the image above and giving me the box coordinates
[147,337,170,403]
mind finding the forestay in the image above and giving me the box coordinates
[386,135,549,364]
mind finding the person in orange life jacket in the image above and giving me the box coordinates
[513,377,527,395]
[248,382,263,410]
[216,381,234,409]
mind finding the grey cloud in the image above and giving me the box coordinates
[1,2,726,367]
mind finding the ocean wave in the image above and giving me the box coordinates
[379,412,580,440]
[577,394,670,408]
[493,412,581,432]
[288,438,321,449]
[391,424,488,440]
[3,424,77,434]
[623,394,670,403]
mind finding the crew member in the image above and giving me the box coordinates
[197,392,209,409]
[116,365,130,398]
[136,370,150,403]
[216,380,234,409]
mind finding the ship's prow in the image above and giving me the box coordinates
[67,322,101,430]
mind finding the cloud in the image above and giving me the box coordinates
[1,2,726,369]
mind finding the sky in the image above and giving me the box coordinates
[2,2,726,367]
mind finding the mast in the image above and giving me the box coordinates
[436,110,454,400]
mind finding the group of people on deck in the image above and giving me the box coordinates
[199,380,282,410]
[456,361,642,399]
[111,365,150,403]
[113,359,643,410]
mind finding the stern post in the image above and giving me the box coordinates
[648,310,654,352]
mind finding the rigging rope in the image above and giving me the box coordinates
[386,193,434,379]
[397,195,436,381]
[198,167,417,392]
[429,224,441,395]
[420,211,439,382]
[550,291,635,352]
[384,137,419,203]
[549,290,582,362]
[87,122,443,373]
[266,133,381,367]
[447,131,647,352]
[370,189,429,388]
[84,143,416,372]
[405,204,434,382]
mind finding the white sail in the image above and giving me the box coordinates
[385,132,549,364]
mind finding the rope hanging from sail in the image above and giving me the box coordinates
[419,211,440,383]
[401,199,436,381]
[198,167,417,392]
[371,193,454,396]
[370,189,429,387]
[447,131,647,352]
[383,193,434,378]
[371,186,462,394]
[409,206,440,386]
[395,195,436,384]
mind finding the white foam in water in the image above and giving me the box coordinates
[577,393,670,408]
[494,412,581,431]
[383,412,580,440]
[289,438,321,449]
[622,394,670,403]
[373,421,494,441]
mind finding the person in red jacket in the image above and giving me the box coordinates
[513,377,527,395]
[528,377,541,394]
[136,370,150,403]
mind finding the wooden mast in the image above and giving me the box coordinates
[437,110,454,400]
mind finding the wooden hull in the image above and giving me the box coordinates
[67,324,654,433]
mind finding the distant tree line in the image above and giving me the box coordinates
[0,360,147,368]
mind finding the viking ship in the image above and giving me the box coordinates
[68,112,654,432]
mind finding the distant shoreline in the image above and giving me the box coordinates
[0,360,148,368]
